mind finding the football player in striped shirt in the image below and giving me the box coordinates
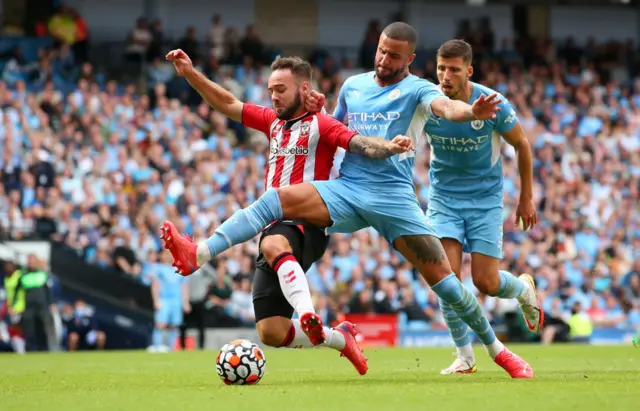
[162,49,412,375]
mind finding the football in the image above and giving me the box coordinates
[216,339,266,385]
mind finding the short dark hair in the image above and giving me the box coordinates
[382,22,418,51]
[437,39,473,64]
[270,56,312,81]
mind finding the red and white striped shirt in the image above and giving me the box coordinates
[242,104,356,189]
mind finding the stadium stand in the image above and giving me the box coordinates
[1,4,639,352]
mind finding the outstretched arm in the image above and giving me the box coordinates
[318,113,413,159]
[182,69,244,123]
[430,97,475,122]
[348,135,412,159]
[167,49,243,122]
[430,93,502,123]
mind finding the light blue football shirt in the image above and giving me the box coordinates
[334,72,444,192]
[425,82,518,198]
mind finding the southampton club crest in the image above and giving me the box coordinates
[300,121,311,137]
[471,120,484,130]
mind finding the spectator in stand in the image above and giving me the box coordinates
[239,25,264,64]
[69,8,89,63]
[147,20,165,62]
[208,14,226,61]
[358,20,380,69]
[176,27,200,63]
[47,5,76,48]
[124,18,152,63]
[0,19,639,341]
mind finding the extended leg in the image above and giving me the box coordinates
[259,223,324,344]
[438,238,476,374]
[252,273,368,376]
[470,254,543,334]
[393,234,533,379]
[425,205,476,372]
[465,204,544,333]
[161,183,331,275]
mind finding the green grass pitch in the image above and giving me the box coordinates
[1,345,637,411]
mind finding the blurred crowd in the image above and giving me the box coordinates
[1,14,639,345]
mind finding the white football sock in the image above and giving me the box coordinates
[456,343,475,359]
[196,242,212,267]
[516,278,535,305]
[275,257,315,315]
[11,336,25,355]
[323,327,346,350]
[287,320,346,350]
[485,340,505,359]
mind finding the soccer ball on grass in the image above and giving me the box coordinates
[216,339,266,385]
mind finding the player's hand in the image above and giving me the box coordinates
[389,135,414,153]
[471,93,502,121]
[154,301,162,311]
[304,90,326,112]
[183,303,192,314]
[166,49,194,77]
[515,197,537,231]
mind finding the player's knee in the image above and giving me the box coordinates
[256,323,287,348]
[260,235,292,266]
[472,272,501,295]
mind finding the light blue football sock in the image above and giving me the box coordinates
[168,328,179,349]
[431,273,497,346]
[204,188,283,258]
[439,298,472,348]
[152,328,163,346]
[492,270,525,298]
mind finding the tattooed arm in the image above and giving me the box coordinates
[348,135,411,159]
[319,114,413,159]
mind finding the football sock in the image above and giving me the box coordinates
[273,252,316,315]
[439,298,473,357]
[168,328,179,350]
[494,270,526,299]
[199,188,283,265]
[11,336,25,354]
[280,321,345,350]
[431,273,504,359]
[152,328,163,346]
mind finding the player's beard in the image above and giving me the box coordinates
[375,64,406,82]
[275,91,302,120]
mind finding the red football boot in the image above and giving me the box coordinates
[299,312,326,345]
[160,221,200,276]
[335,321,368,376]
[494,348,534,379]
